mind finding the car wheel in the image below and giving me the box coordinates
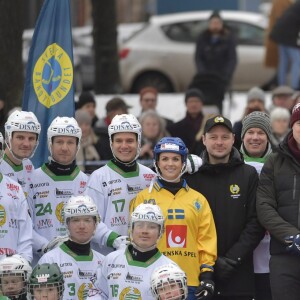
[131,72,174,93]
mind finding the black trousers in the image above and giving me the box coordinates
[254,273,272,300]
[270,254,300,300]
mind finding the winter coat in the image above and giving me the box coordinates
[270,0,300,48]
[184,147,264,297]
[167,112,204,153]
[195,28,237,83]
[264,0,294,68]
[257,132,300,255]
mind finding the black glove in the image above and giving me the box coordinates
[214,256,239,282]
[285,234,300,256]
[195,280,214,300]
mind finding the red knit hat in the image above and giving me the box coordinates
[291,103,300,127]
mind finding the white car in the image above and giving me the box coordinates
[119,10,275,92]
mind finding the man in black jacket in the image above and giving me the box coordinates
[185,115,264,300]
[257,103,300,300]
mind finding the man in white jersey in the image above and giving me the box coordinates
[28,117,119,265]
[151,263,188,300]
[0,110,41,197]
[88,203,179,300]
[85,114,156,254]
[38,195,105,300]
[0,132,33,262]
[0,254,32,300]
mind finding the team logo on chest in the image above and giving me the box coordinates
[166,225,187,248]
[229,184,241,199]
[119,287,141,300]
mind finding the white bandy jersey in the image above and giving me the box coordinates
[39,243,104,300]
[90,247,175,300]
[0,173,33,262]
[0,154,34,197]
[85,161,155,253]
[27,164,88,259]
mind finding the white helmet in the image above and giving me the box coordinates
[5,110,41,159]
[0,254,32,298]
[64,195,100,224]
[47,116,82,157]
[151,264,188,300]
[108,114,142,164]
[130,204,164,239]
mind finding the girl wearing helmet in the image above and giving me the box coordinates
[130,137,217,300]
[0,110,41,197]
[28,263,64,300]
[87,204,177,300]
[85,114,156,255]
[151,263,188,300]
[38,195,105,300]
[0,254,32,300]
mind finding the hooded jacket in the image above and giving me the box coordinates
[185,147,264,296]
[257,132,300,255]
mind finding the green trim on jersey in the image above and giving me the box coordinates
[3,153,23,171]
[0,173,3,182]
[41,164,81,181]
[125,247,162,267]
[60,243,94,261]
[107,231,119,247]
[107,160,139,178]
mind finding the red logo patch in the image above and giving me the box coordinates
[166,225,187,248]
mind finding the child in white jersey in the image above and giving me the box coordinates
[38,195,105,300]
[0,254,32,300]
[28,263,64,300]
[151,263,188,300]
[88,203,180,300]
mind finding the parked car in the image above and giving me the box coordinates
[119,10,275,92]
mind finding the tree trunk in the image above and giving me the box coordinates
[0,0,24,113]
[91,0,121,94]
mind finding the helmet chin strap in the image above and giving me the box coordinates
[6,140,38,163]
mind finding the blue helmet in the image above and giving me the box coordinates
[153,137,188,162]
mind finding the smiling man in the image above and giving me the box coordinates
[185,115,264,300]
[0,110,41,197]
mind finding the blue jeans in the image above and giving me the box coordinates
[188,286,197,300]
[278,45,300,89]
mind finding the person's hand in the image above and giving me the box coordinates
[112,235,130,250]
[195,280,214,300]
[139,143,153,159]
[285,234,300,255]
[214,256,239,282]
[39,235,69,256]
[186,154,202,174]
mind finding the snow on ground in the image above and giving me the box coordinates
[93,92,272,125]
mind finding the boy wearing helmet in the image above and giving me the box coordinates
[88,203,178,300]
[0,254,32,300]
[38,195,104,300]
[151,264,188,300]
[28,263,64,300]
[130,137,217,300]
[0,131,33,263]
[85,114,156,254]
[0,110,41,197]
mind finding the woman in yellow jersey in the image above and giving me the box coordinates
[130,137,217,300]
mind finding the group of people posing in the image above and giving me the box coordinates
[1,100,300,300]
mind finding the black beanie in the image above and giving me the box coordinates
[77,91,96,110]
[185,88,205,103]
